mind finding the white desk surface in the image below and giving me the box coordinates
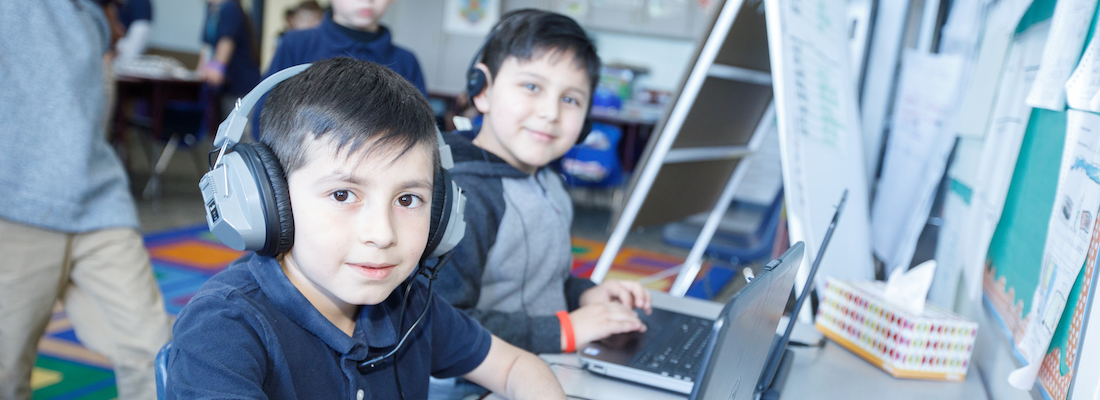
[487,291,988,400]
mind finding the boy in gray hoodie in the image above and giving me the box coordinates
[435,9,652,361]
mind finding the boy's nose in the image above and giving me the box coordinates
[536,95,560,122]
[358,207,396,248]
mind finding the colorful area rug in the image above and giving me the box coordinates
[31,225,734,399]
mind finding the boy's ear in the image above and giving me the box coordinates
[471,63,493,114]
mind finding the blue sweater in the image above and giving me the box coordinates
[0,0,139,233]
[252,15,427,136]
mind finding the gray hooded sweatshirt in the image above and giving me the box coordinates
[432,131,596,354]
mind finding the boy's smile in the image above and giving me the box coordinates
[472,53,591,174]
[280,136,434,327]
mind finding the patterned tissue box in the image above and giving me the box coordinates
[815,277,978,381]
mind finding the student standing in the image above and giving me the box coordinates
[200,0,260,120]
[284,0,324,33]
[114,0,153,62]
[0,1,172,399]
[253,0,427,136]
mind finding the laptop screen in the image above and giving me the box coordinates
[689,242,803,400]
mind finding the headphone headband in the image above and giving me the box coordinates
[202,62,465,260]
[212,63,312,149]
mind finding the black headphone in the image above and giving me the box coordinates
[464,11,594,144]
[200,64,467,262]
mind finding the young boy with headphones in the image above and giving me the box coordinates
[167,58,565,399]
[435,9,652,367]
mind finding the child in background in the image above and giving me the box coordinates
[168,58,565,399]
[436,8,651,361]
[199,0,260,120]
[253,0,426,136]
[113,0,153,62]
[283,0,323,33]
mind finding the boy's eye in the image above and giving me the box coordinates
[396,194,423,208]
[523,83,539,92]
[331,190,355,202]
[563,96,580,106]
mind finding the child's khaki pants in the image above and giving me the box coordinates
[0,218,171,400]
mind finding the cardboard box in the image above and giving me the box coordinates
[815,277,978,381]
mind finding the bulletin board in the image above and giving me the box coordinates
[982,1,1100,399]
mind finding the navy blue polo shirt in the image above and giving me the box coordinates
[168,254,492,399]
[202,0,260,96]
[251,14,428,136]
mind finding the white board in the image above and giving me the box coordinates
[764,0,875,320]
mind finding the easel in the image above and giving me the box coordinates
[588,0,774,297]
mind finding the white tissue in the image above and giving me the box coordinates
[883,260,937,315]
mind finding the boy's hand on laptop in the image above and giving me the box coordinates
[580,279,653,314]
[569,302,647,351]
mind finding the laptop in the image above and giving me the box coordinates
[579,191,847,400]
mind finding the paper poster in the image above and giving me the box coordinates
[444,0,500,36]
[954,0,1035,138]
[929,181,970,310]
[1009,110,1100,390]
[959,22,1049,300]
[1025,0,1098,111]
[766,0,875,321]
[1065,12,1100,111]
[938,0,990,57]
[872,50,965,274]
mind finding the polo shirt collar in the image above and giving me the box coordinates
[320,13,395,58]
[247,254,398,360]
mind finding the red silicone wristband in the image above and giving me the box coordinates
[556,310,575,353]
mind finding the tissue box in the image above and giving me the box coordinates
[815,277,977,381]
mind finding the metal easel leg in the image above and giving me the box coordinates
[668,158,754,297]
[143,133,180,200]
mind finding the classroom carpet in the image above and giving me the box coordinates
[30,225,735,399]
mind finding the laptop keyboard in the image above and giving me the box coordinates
[629,311,713,381]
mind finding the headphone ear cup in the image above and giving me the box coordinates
[423,167,450,262]
[466,68,487,102]
[249,142,294,256]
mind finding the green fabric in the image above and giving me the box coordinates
[1016,0,1057,34]
[987,109,1065,313]
[1052,264,1088,375]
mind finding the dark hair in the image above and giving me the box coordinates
[296,0,322,12]
[479,9,600,95]
[259,58,438,175]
